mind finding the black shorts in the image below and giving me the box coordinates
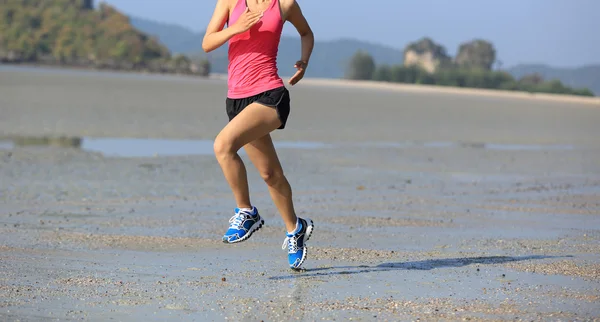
[226,86,291,130]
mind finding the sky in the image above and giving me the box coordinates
[98,0,599,68]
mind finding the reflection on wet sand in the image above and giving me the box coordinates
[5,135,82,148]
[0,135,579,158]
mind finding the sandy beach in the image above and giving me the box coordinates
[1,66,599,321]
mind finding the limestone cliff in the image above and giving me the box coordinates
[454,39,496,70]
[403,37,451,73]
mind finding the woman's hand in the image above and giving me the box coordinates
[231,8,263,34]
[289,60,307,86]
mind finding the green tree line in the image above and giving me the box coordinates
[346,50,595,97]
[0,0,209,75]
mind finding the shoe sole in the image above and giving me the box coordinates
[291,218,314,270]
[222,218,265,244]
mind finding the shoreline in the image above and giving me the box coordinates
[297,77,600,106]
[0,61,209,79]
[198,72,600,106]
[3,63,599,106]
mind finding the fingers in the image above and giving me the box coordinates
[288,70,303,85]
[246,10,263,18]
[288,73,296,85]
[246,11,263,25]
[246,18,261,28]
[238,10,262,31]
[251,14,262,23]
[289,61,307,85]
[248,12,262,18]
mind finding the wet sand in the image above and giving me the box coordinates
[1,66,600,321]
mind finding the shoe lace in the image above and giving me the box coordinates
[228,213,246,229]
[282,235,299,253]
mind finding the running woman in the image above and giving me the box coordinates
[202,0,315,270]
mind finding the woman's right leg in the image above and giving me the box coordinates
[214,102,283,207]
[215,102,283,243]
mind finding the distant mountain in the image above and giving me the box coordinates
[130,16,404,78]
[129,17,202,55]
[507,64,600,96]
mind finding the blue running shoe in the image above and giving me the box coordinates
[281,217,314,270]
[222,207,264,244]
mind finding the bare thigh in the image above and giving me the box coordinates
[214,102,282,153]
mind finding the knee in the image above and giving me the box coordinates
[261,168,284,186]
[213,137,235,159]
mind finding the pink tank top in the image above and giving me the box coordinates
[227,0,285,99]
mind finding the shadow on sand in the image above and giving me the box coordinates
[269,255,570,280]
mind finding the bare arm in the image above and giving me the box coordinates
[285,1,314,85]
[202,0,262,53]
[287,1,314,66]
[202,0,233,53]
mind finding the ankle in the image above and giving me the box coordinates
[286,218,301,235]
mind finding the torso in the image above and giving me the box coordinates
[225,0,288,99]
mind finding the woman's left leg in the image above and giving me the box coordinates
[243,133,297,233]
[244,133,314,270]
